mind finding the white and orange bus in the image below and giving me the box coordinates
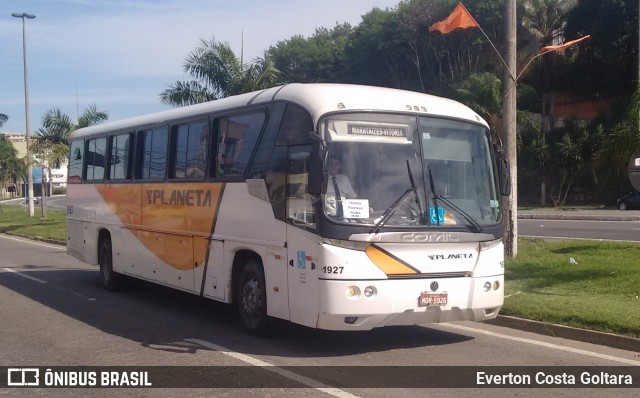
[66,83,510,335]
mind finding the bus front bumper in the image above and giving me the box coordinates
[316,275,503,331]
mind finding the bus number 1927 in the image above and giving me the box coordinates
[322,266,344,274]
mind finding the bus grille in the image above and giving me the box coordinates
[388,271,471,279]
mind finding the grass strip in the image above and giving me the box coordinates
[503,238,640,338]
[0,204,67,242]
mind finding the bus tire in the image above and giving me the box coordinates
[99,238,123,291]
[237,260,271,336]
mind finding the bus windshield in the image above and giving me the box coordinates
[321,113,501,230]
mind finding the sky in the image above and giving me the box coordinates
[1,0,401,134]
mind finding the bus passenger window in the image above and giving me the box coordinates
[172,121,208,179]
[68,140,83,182]
[85,137,106,181]
[136,127,168,180]
[216,112,265,177]
[108,133,132,180]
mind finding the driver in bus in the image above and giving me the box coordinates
[325,157,357,217]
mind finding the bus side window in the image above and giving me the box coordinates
[85,137,106,181]
[276,104,313,146]
[263,104,313,221]
[286,145,315,229]
[108,133,132,180]
[136,127,168,180]
[216,112,266,178]
[171,120,208,179]
[68,140,84,183]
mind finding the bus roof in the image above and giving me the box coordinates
[72,83,488,139]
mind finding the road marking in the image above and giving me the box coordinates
[440,323,640,365]
[3,267,47,283]
[187,338,360,398]
[2,267,96,301]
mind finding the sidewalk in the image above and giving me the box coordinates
[518,207,640,221]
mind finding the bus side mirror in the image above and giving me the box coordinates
[307,133,323,196]
[495,145,511,197]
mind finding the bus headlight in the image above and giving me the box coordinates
[479,238,502,251]
[483,282,492,292]
[346,286,360,298]
[493,280,500,290]
[363,286,377,297]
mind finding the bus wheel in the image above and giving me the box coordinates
[99,239,123,290]
[237,260,270,336]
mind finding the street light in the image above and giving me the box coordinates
[12,12,36,217]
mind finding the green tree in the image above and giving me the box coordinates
[343,7,409,88]
[268,24,353,83]
[0,135,24,195]
[594,88,640,199]
[160,37,280,106]
[561,0,638,94]
[0,113,8,128]
[32,105,108,178]
[522,0,577,90]
[453,72,502,132]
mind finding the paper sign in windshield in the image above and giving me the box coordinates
[343,199,370,218]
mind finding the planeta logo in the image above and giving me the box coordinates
[427,253,473,260]
[146,189,212,207]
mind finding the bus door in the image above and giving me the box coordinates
[285,145,321,328]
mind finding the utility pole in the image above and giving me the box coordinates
[12,12,36,217]
[502,0,517,257]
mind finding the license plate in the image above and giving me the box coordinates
[418,292,448,307]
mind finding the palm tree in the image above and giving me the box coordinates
[0,113,8,128]
[31,105,108,200]
[523,0,577,46]
[453,72,503,134]
[160,37,280,106]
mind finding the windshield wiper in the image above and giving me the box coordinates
[428,168,441,226]
[428,168,482,232]
[407,160,427,225]
[370,161,426,233]
[370,188,413,233]
[436,195,483,232]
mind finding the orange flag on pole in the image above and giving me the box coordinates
[429,3,479,34]
[540,35,591,53]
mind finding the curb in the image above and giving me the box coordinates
[487,315,640,352]
[3,231,66,246]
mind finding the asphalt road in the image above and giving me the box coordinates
[519,218,640,242]
[0,234,638,397]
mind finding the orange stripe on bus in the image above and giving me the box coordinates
[96,183,224,270]
[365,245,418,276]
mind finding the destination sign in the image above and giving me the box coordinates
[348,125,407,138]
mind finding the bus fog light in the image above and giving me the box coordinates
[483,282,491,292]
[346,286,360,297]
[364,286,376,297]
[344,317,358,324]
[493,280,500,290]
